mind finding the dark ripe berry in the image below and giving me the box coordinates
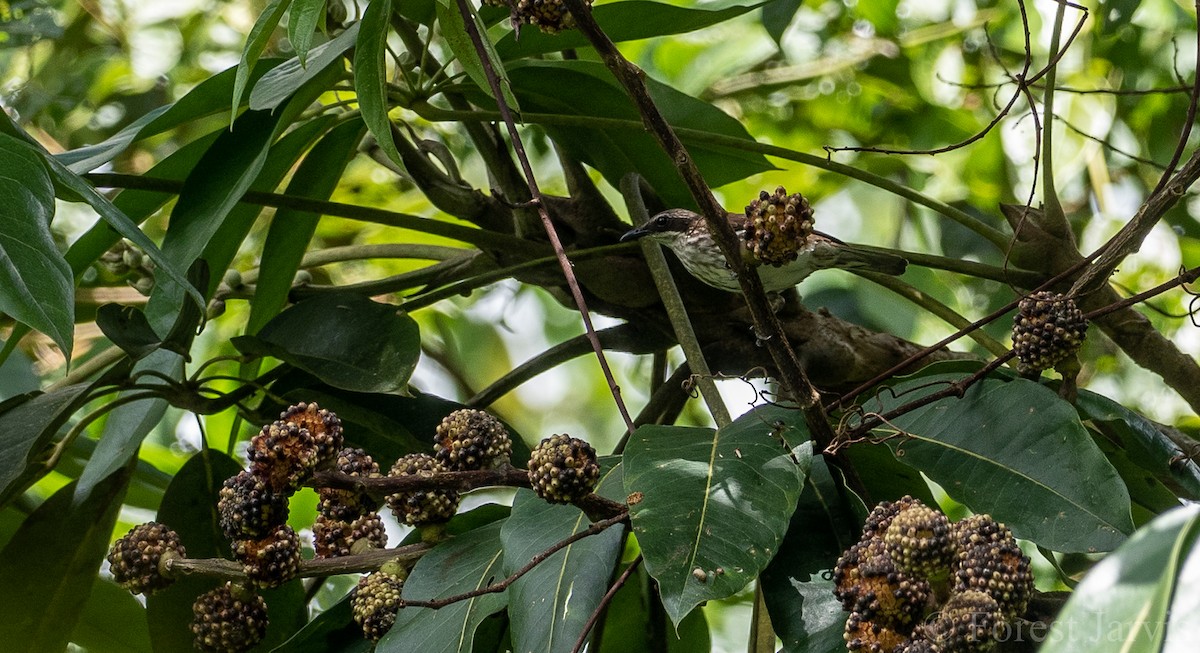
[951,514,1013,563]
[743,186,816,267]
[434,409,513,471]
[861,496,920,542]
[279,402,344,468]
[385,453,460,526]
[247,420,318,492]
[1012,291,1087,375]
[953,538,1033,620]
[318,447,381,520]
[918,590,1001,652]
[843,610,909,653]
[883,504,954,578]
[218,471,290,541]
[233,524,302,588]
[513,0,591,33]
[833,538,888,610]
[527,434,600,504]
[191,582,268,653]
[313,512,388,559]
[107,521,186,595]
[352,570,406,641]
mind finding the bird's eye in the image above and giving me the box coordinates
[654,215,669,227]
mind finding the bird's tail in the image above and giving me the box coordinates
[814,241,908,275]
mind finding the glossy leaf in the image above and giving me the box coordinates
[381,520,509,652]
[235,294,420,393]
[1043,505,1200,652]
[500,463,626,653]
[0,383,93,507]
[761,454,855,653]
[495,1,764,59]
[0,470,131,652]
[289,0,328,66]
[868,372,1133,552]
[623,404,811,625]
[0,133,74,358]
[353,0,402,166]
[437,0,519,111]
[250,22,359,111]
[489,60,773,207]
[232,0,294,119]
[70,579,152,653]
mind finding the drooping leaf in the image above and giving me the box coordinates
[0,470,131,652]
[761,0,803,44]
[380,520,509,652]
[270,595,371,653]
[288,0,329,66]
[69,578,153,653]
[0,383,93,507]
[437,0,520,111]
[864,370,1133,552]
[0,133,74,358]
[1043,505,1200,653]
[495,1,764,59]
[353,0,402,166]
[234,294,421,393]
[251,22,360,111]
[500,463,625,653]
[232,0,294,120]
[94,304,162,360]
[761,454,854,653]
[623,404,811,625]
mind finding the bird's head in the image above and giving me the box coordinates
[619,209,700,248]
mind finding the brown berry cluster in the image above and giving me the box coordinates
[315,447,387,558]
[743,186,816,267]
[1012,291,1087,375]
[217,403,344,589]
[107,521,186,595]
[527,434,600,504]
[352,567,407,641]
[386,453,461,526]
[484,0,594,33]
[434,408,513,471]
[833,497,1033,652]
[191,582,269,653]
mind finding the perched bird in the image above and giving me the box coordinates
[621,205,907,293]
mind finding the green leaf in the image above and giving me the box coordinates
[1043,505,1200,652]
[0,470,131,652]
[868,372,1133,552]
[437,0,519,111]
[596,563,712,653]
[381,520,509,652]
[0,383,93,507]
[0,133,74,359]
[232,0,295,120]
[288,0,328,66]
[761,0,803,44]
[94,304,163,360]
[234,294,421,393]
[495,1,764,59]
[761,455,854,653]
[270,596,372,653]
[353,0,402,166]
[484,60,774,207]
[249,119,366,334]
[69,579,152,653]
[251,22,359,111]
[623,404,811,625]
[500,463,626,653]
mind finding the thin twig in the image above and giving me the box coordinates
[165,541,434,581]
[570,554,643,653]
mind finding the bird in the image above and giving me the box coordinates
[620,207,907,293]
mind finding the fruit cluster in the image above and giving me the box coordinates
[315,447,387,558]
[833,497,1033,652]
[1012,291,1087,375]
[743,186,816,267]
[482,0,594,33]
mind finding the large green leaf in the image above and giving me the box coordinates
[353,0,402,166]
[380,520,509,652]
[69,579,152,653]
[500,463,625,653]
[761,454,854,653]
[1043,505,1200,652]
[495,1,763,59]
[0,133,74,358]
[232,0,294,120]
[0,470,131,652]
[623,404,811,625]
[867,371,1133,552]
[250,23,359,111]
[485,60,774,207]
[288,0,328,66]
[235,294,420,393]
[437,0,519,111]
[0,383,93,506]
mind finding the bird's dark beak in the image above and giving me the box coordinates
[620,226,650,243]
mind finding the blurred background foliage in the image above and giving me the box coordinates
[3,0,1200,648]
